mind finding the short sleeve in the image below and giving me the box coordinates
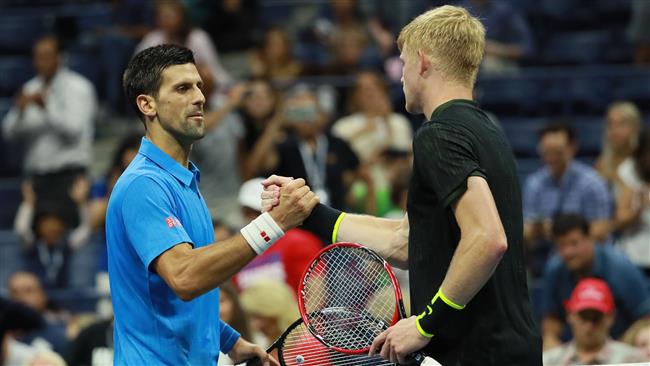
[219,320,240,354]
[540,256,564,318]
[413,123,485,207]
[121,176,193,270]
[522,174,542,222]
[582,177,612,221]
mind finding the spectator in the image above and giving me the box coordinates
[14,178,91,288]
[218,282,255,366]
[193,83,248,227]
[7,272,69,356]
[621,318,650,360]
[543,278,647,365]
[332,71,412,164]
[204,0,260,54]
[89,134,142,231]
[460,0,535,75]
[66,317,114,366]
[249,27,303,85]
[99,0,155,115]
[249,85,360,209]
[1,35,97,227]
[134,0,232,99]
[628,0,650,65]
[595,101,642,196]
[0,297,44,364]
[232,178,322,293]
[239,280,300,348]
[615,127,650,273]
[540,214,650,350]
[523,122,612,259]
[238,78,281,180]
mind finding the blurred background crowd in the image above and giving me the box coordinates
[0,0,649,365]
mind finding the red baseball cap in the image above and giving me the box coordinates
[565,278,615,314]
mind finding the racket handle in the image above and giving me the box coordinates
[243,357,263,366]
[407,351,428,365]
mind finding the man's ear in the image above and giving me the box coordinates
[136,94,157,120]
[417,49,430,76]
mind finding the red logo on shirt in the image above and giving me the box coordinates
[260,231,271,242]
[166,217,175,228]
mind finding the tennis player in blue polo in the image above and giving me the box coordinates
[106,45,318,365]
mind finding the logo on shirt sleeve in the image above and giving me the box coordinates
[166,216,183,228]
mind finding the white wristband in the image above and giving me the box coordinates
[240,212,284,255]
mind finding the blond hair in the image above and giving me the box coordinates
[397,5,485,86]
[608,101,642,128]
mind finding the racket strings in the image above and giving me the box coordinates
[281,319,395,366]
[302,247,397,351]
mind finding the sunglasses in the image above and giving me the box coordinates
[577,309,605,324]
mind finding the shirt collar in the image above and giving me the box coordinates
[138,137,199,187]
[429,99,477,120]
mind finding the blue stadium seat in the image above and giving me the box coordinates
[0,178,21,229]
[0,229,23,292]
[67,52,101,91]
[517,158,543,186]
[572,117,604,157]
[500,117,545,157]
[542,31,609,65]
[0,57,34,97]
[475,78,540,115]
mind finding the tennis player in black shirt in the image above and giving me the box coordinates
[262,5,541,366]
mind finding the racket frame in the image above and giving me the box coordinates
[297,242,404,355]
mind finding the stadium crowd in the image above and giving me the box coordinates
[0,0,649,365]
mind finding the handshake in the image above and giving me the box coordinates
[260,175,320,232]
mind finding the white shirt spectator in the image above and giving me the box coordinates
[135,28,232,88]
[331,112,412,162]
[2,67,96,175]
[617,158,650,268]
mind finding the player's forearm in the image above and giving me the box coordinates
[171,237,257,301]
[337,214,408,268]
[440,230,507,306]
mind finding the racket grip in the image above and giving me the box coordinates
[243,356,263,366]
[407,351,428,365]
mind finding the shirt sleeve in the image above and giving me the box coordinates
[412,122,485,208]
[522,174,542,222]
[581,176,612,221]
[121,176,193,270]
[540,256,564,317]
[613,253,650,318]
[219,320,241,354]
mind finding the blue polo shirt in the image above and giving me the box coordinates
[106,138,239,365]
[541,244,650,338]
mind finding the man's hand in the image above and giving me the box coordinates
[260,175,293,212]
[368,316,430,365]
[267,178,319,231]
[228,338,279,366]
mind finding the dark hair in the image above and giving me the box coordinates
[219,282,252,340]
[122,44,195,122]
[634,127,650,182]
[538,120,576,143]
[110,134,142,173]
[34,34,63,53]
[552,213,589,238]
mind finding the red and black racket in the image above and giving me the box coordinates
[297,243,428,364]
[246,317,396,366]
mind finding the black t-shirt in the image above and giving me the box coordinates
[274,133,359,210]
[407,100,541,366]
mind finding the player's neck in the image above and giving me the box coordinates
[146,129,192,168]
[422,80,473,120]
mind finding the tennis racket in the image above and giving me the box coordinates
[298,243,427,364]
[246,317,396,366]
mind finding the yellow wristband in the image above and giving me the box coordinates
[436,289,465,310]
[331,212,346,243]
[416,313,434,338]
